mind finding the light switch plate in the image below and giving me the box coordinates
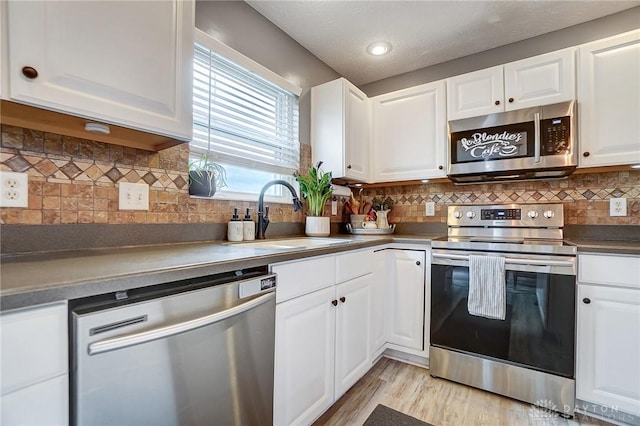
[0,172,28,208]
[119,182,149,210]
[425,201,435,216]
[609,197,627,217]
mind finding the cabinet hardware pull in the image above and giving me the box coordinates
[347,164,352,169]
[508,97,514,103]
[583,152,590,157]
[494,100,500,106]
[438,165,443,170]
[22,66,38,79]
[416,261,421,266]
[583,298,591,304]
[340,297,346,303]
[331,300,338,306]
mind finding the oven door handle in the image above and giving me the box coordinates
[87,292,275,356]
[534,112,541,164]
[432,252,574,267]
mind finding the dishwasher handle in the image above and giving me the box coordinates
[88,291,275,356]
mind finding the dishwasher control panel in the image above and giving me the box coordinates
[238,274,277,298]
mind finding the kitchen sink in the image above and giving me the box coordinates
[230,237,352,250]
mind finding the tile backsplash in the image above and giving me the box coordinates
[1,124,638,227]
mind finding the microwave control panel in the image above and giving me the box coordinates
[540,116,571,155]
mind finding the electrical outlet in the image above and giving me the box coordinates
[331,199,338,215]
[119,182,149,210]
[609,197,627,217]
[425,201,435,216]
[0,172,28,208]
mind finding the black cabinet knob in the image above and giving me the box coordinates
[494,100,500,106]
[22,66,38,79]
[340,296,346,303]
[583,298,591,304]
[347,164,352,169]
[583,152,590,157]
[508,97,514,103]
[416,261,421,266]
[438,165,443,170]
[331,300,338,306]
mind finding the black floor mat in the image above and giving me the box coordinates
[363,404,434,426]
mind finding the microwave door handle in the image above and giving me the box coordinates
[534,112,541,163]
[87,292,275,356]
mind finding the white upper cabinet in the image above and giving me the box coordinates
[447,66,504,120]
[372,80,447,182]
[577,30,640,168]
[5,0,194,141]
[311,78,370,182]
[447,48,575,120]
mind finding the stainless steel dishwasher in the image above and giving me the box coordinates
[70,267,276,426]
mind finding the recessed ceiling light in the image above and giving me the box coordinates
[367,41,392,56]
[353,183,363,187]
[632,164,640,169]
[84,122,111,135]
[421,179,430,183]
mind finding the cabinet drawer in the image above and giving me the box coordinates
[336,250,373,283]
[1,374,68,426]
[272,256,336,303]
[0,302,68,395]
[578,254,640,288]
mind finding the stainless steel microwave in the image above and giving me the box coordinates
[447,101,577,183]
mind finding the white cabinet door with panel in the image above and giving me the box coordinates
[386,249,426,350]
[447,48,575,120]
[576,253,640,420]
[274,286,336,426]
[1,301,68,426]
[577,30,640,167]
[334,274,371,398]
[6,0,194,140]
[372,80,447,182]
[447,66,504,120]
[311,77,370,182]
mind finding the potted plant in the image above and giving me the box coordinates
[295,161,333,237]
[188,154,228,197]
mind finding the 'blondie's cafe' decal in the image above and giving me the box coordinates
[452,124,530,163]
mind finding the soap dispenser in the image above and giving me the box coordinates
[227,208,243,242]
[243,208,255,241]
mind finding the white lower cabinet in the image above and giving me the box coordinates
[370,250,388,358]
[272,251,372,426]
[387,249,426,351]
[0,301,68,426]
[576,253,640,418]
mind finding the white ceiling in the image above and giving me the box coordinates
[246,1,639,85]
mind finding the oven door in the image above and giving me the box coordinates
[430,250,576,378]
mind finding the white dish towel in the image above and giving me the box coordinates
[467,254,506,320]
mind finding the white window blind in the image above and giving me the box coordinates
[192,42,300,175]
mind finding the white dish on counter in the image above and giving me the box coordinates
[346,223,396,235]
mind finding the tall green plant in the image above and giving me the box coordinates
[295,161,333,216]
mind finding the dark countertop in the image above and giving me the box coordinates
[2,233,638,311]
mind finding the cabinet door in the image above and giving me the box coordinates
[387,250,425,350]
[344,83,370,181]
[370,250,388,358]
[446,66,503,120]
[577,30,640,167]
[504,48,575,110]
[577,284,640,416]
[274,287,335,426]
[372,80,447,182]
[335,274,371,398]
[1,375,68,426]
[6,0,194,140]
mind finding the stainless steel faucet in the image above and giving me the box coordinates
[257,180,304,239]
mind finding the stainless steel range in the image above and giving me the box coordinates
[430,203,577,416]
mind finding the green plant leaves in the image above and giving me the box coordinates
[295,162,333,216]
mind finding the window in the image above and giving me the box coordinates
[192,30,302,202]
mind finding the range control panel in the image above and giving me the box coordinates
[448,203,564,228]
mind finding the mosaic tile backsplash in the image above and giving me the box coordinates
[1,124,638,227]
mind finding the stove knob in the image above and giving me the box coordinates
[543,210,555,219]
[453,211,463,219]
[466,211,476,219]
[527,210,539,219]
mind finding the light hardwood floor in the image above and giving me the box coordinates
[314,357,608,426]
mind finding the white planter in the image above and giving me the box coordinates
[305,216,330,237]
